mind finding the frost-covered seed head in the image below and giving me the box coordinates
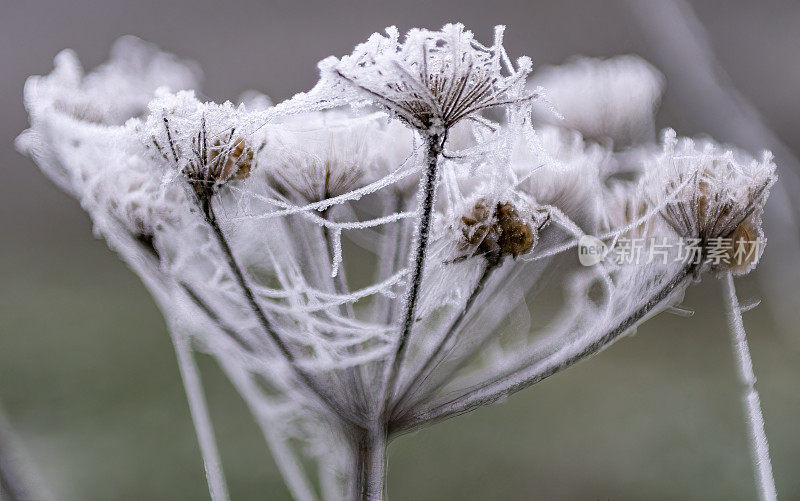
[459,199,536,262]
[150,114,257,201]
[265,116,370,202]
[320,23,533,132]
[531,55,664,147]
[649,130,776,275]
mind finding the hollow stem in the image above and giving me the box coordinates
[394,263,695,433]
[352,426,388,501]
[383,132,443,412]
[721,272,778,501]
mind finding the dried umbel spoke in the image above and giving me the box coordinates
[17,23,782,501]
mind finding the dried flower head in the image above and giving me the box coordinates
[319,23,534,132]
[459,198,538,262]
[531,55,664,147]
[264,113,376,202]
[648,130,776,275]
[144,91,260,203]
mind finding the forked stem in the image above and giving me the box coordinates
[721,272,778,501]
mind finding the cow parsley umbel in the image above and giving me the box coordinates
[17,25,780,501]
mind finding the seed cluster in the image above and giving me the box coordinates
[460,199,536,262]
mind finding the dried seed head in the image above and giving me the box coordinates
[647,130,776,275]
[183,129,257,198]
[320,24,534,132]
[209,137,254,183]
[151,113,257,199]
[459,199,536,262]
[265,116,371,203]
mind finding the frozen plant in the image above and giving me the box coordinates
[17,25,780,501]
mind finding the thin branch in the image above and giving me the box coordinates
[169,327,230,501]
[382,132,443,413]
[393,263,696,433]
[180,283,259,353]
[200,196,360,428]
[390,259,498,416]
[721,272,778,501]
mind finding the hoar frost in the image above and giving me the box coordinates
[17,23,780,501]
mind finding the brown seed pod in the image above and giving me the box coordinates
[722,218,761,274]
[211,137,254,182]
[495,202,535,257]
[459,199,536,262]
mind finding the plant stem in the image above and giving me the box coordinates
[319,209,369,416]
[199,196,358,427]
[721,272,778,501]
[180,282,258,353]
[353,426,388,501]
[394,264,695,433]
[391,259,498,416]
[169,326,230,501]
[383,133,443,412]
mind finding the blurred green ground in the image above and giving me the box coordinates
[1,222,798,500]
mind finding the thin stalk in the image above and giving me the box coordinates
[320,208,369,417]
[407,263,544,407]
[391,260,498,415]
[199,196,358,427]
[721,272,778,501]
[180,282,258,353]
[353,426,387,501]
[383,132,443,412]
[371,192,407,326]
[169,327,230,501]
[393,264,695,433]
[218,359,320,501]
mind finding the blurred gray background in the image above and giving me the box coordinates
[1,0,798,499]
